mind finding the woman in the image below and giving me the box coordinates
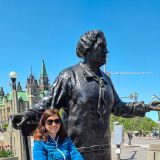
[33,109,84,160]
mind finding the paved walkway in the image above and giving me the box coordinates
[112,136,160,160]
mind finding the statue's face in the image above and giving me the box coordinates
[86,37,108,67]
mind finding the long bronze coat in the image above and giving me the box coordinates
[32,62,146,160]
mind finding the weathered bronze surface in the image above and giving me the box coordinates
[11,30,159,160]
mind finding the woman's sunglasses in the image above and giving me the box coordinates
[46,119,61,125]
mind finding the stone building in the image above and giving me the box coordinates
[0,60,50,129]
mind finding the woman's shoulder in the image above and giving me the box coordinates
[33,139,48,156]
[34,139,53,150]
[34,139,46,150]
[34,139,45,145]
[34,139,50,147]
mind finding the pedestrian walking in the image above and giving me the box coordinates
[128,131,133,145]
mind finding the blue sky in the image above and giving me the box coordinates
[0,0,160,121]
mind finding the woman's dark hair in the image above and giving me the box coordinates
[34,109,67,142]
[76,30,106,58]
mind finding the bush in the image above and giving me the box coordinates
[0,145,14,158]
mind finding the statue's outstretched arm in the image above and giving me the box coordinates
[11,70,72,130]
[108,76,158,117]
[112,100,160,118]
[112,100,148,117]
[11,96,53,129]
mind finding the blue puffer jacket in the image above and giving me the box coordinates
[33,135,84,160]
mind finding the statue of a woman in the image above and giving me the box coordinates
[11,30,160,160]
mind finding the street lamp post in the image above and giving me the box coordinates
[9,71,17,89]
[9,71,18,114]
[9,71,20,157]
[9,72,30,160]
[9,72,31,160]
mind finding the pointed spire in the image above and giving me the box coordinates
[40,60,48,77]
[39,60,49,91]
[30,66,33,76]
[17,82,22,91]
[0,87,4,96]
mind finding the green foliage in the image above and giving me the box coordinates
[0,145,14,158]
[110,114,158,131]
[3,124,8,130]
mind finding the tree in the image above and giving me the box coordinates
[110,114,157,132]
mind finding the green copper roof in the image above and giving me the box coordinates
[0,89,48,107]
[0,91,29,107]
[40,60,48,77]
[9,91,29,101]
[17,91,29,101]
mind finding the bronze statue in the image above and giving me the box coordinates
[11,30,160,160]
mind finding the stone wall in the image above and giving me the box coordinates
[4,130,33,160]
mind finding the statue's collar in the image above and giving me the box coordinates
[79,62,108,85]
[79,62,101,78]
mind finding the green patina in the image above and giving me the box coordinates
[40,60,48,78]
[0,91,29,107]
[17,91,29,101]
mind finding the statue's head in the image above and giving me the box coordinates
[76,30,108,67]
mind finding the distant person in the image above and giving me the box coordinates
[127,131,133,145]
[149,132,151,139]
[33,109,84,160]
[139,130,142,138]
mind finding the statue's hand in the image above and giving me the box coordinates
[132,101,147,116]
[151,101,160,106]
[145,101,160,112]
[11,112,29,130]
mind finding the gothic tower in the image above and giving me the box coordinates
[26,70,39,106]
[39,60,49,91]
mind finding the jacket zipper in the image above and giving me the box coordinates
[49,134,66,160]
[56,148,66,160]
